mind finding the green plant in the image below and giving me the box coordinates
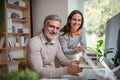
[95,39,104,59]
[0,69,41,80]
[87,39,114,61]
[87,39,104,59]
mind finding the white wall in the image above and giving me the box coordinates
[31,0,85,36]
[68,0,84,14]
[31,0,68,36]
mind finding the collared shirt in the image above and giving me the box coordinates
[27,31,72,77]
[41,32,56,45]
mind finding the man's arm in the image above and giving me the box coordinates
[56,40,73,65]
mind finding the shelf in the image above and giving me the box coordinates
[7,3,28,10]
[8,33,29,35]
[0,62,7,66]
[12,18,29,23]
[9,46,26,49]
[12,57,26,61]
[0,48,6,50]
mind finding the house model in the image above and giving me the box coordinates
[79,50,99,65]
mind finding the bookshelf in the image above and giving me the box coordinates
[7,0,31,60]
[0,0,31,74]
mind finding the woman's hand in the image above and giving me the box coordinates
[75,46,83,53]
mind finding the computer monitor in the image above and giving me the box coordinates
[104,12,120,79]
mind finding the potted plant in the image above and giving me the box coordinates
[87,39,114,62]
[0,69,41,80]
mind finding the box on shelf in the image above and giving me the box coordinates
[17,28,29,33]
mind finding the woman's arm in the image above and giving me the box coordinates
[80,27,87,49]
[59,33,76,55]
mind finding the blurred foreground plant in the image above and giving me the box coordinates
[0,69,40,80]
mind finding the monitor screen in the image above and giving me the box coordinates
[104,12,120,79]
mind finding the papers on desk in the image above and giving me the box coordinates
[79,56,94,69]
[79,56,104,69]
[79,63,92,69]
[79,50,99,69]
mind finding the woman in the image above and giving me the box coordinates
[59,10,86,60]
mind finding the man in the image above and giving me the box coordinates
[27,14,83,77]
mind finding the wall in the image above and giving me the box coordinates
[31,0,85,36]
[68,0,84,14]
[31,0,68,36]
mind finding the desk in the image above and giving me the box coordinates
[41,53,115,80]
[41,69,114,80]
[41,61,116,80]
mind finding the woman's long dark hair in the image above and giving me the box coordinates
[60,10,84,35]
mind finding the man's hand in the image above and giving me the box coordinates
[67,61,83,74]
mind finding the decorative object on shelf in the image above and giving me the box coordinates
[14,38,20,47]
[14,1,26,7]
[11,12,20,19]
[12,26,15,33]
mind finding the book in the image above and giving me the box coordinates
[0,37,5,48]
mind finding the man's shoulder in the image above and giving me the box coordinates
[29,35,40,42]
[28,35,42,49]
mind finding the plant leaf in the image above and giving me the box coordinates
[95,48,102,54]
[96,39,103,48]
[97,52,104,58]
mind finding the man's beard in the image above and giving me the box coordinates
[44,30,58,40]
